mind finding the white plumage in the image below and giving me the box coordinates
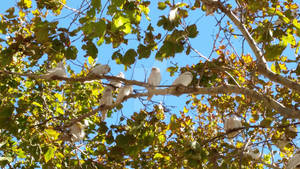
[172,71,193,87]
[116,85,133,103]
[100,87,113,120]
[287,150,300,169]
[168,7,178,22]
[88,64,110,76]
[224,116,242,138]
[245,148,261,160]
[170,71,193,96]
[69,122,85,142]
[41,61,66,79]
[147,67,161,100]
[110,72,125,88]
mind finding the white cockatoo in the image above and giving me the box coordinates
[287,150,300,169]
[168,7,178,22]
[100,86,114,120]
[69,122,85,142]
[171,71,193,96]
[224,115,242,139]
[41,61,67,79]
[88,64,110,76]
[110,72,125,88]
[116,85,133,103]
[147,67,161,100]
[244,148,261,160]
[172,71,193,87]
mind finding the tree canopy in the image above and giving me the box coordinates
[0,0,299,168]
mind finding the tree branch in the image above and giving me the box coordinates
[1,70,298,121]
[62,85,300,129]
[215,1,300,93]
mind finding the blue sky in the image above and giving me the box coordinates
[1,0,299,167]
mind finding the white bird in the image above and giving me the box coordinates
[116,85,133,103]
[244,148,261,160]
[69,122,85,142]
[147,67,161,100]
[224,115,242,139]
[110,72,125,88]
[41,61,66,79]
[171,71,193,96]
[88,64,110,76]
[172,71,193,86]
[287,150,300,169]
[168,7,178,22]
[100,86,113,120]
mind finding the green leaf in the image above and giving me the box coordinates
[186,24,198,38]
[137,44,151,59]
[295,63,300,76]
[34,21,49,43]
[91,0,101,11]
[122,49,137,66]
[112,0,125,7]
[112,14,131,34]
[158,2,166,10]
[264,44,286,61]
[44,146,56,163]
[45,129,60,140]
[65,46,78,60]
[0,104,14,128]
[0,49,13,66]
[82,41,98,58]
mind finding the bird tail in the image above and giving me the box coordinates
[147,87,154,100]
[101,110,107,121]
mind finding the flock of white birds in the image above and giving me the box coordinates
[42,62,300,168]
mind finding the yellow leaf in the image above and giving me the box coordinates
[154,153,163,159]
[249,118,256,123]
[32,102,43,108]
[54,93,63,102]
[271,63,280,74]
[236,142,243,148]
[45,129,60,140]
[242,54,253,64]
[88,56,94,65]
[21,0,32,8]
[183,106,188,113]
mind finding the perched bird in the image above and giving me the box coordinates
[69,122,85,142]
[88,64,110,76]
[41,61,67,79]
[287,150,300,169]
[244,148,261,160]
[168,7,178,22]
[110,72,125,88]
[172,71,193,86]
[116,85,133,103]
[224,116,242,140]
[147,67,161,100]
[100,86,114,120]
[171,71,193,96]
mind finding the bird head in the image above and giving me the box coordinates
[118,72,125,78]
[152,67,160,72]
